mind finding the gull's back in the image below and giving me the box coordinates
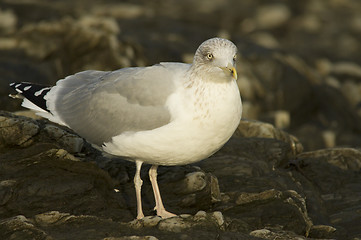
[15,62,190,146]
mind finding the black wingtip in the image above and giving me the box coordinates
[10,82,52,112]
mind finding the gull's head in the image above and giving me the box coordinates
[193,38,238,81]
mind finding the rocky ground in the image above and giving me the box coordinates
[0,0,361,239]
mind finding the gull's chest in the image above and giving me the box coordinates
[189,81,242,130]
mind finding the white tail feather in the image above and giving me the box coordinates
[21,98,68,127]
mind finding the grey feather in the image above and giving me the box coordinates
[50,63,189,146]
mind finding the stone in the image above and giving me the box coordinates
[0,113,39,147]
[157,217,189,233]
[255,4,291,29]
[43,124,84,153]
[211,211,224,226]
[128,216,162,229]
[250,228,307,240]
[193,211,207,221]
[103,237,158,240]
[0,9,17,34]
[179,171,207,194]
[235,119,303,156]
[332,61,361,78]
[34,211,72,227]
[308,224,337,239]
[0,215,50,240]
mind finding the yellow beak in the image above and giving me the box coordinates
[220,63,237,80]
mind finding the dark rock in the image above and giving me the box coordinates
[308,224,337,239]
[0,111,83,153]
[224,189,312,236]
[0,215,50,240]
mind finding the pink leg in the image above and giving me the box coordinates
[134,160,144,219]
[149,165,176,218]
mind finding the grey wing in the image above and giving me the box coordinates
[47,64,184,146]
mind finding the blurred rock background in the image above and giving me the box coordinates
[1,0,361,239]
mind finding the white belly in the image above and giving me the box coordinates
[103,80,242,166]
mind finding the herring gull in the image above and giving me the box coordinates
[10,37,242,219]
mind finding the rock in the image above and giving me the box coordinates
[0,215,50,240]
[43,124,84,153]
[0,111,83,153]
[128,216,162,229]
[308,224,337,239]
[179,171,207,194]
[0,113,39,147]
[235,119,303,156]
[332,61,361,78]
[0,9,17,34]
[179,173,221,209]
[16,15,145,77]
[157,217,189,233]
[193,210,207,221]
[103,237,158,240]
[293,148,361,239]
[248,32,280,49]
[34,211,72,227]
[250,228,307,240]
[298,147,361,171]
[255,4,291,29]
[91,3,146,20]
[211,211,224,226]
[225,189,312,236]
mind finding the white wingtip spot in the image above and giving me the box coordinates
[9,83,15,86]
[34,87,51,97]
[15,84,21,88]
[24,86,32,91]
[15,88,23,93]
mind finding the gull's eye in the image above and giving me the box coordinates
[206,53,213,60]
[233,55,237,62]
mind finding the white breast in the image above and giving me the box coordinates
[103,79,242,166]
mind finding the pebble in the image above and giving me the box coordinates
[157,217,188,233]
[34,211,71,226]
[193,210,207,221]
[181,171,206,194]
[211,211,224,226]
[256,4,291,29]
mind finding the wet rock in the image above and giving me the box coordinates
[332,61,361,78]
[249,228,307,240]
[178,171,207,194]
[0,215,50,240]
[224,189,312,236]
[103,237,158,240]
[0,140,123,221]
[180,172,221,209]
[298,148,361,171]
[129,216,162,229]
[235,119,303,156]
[255,4,291,29]
[308,224,337,239]
[0,113,39,147]
[34,211,72,227]
[157,217,189,233]
[293,148,361,239]
[43,124,84,153]
[0,9,17,34]
[15,15,146,79]
[156,211,226,233]
[0,111,83,153]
